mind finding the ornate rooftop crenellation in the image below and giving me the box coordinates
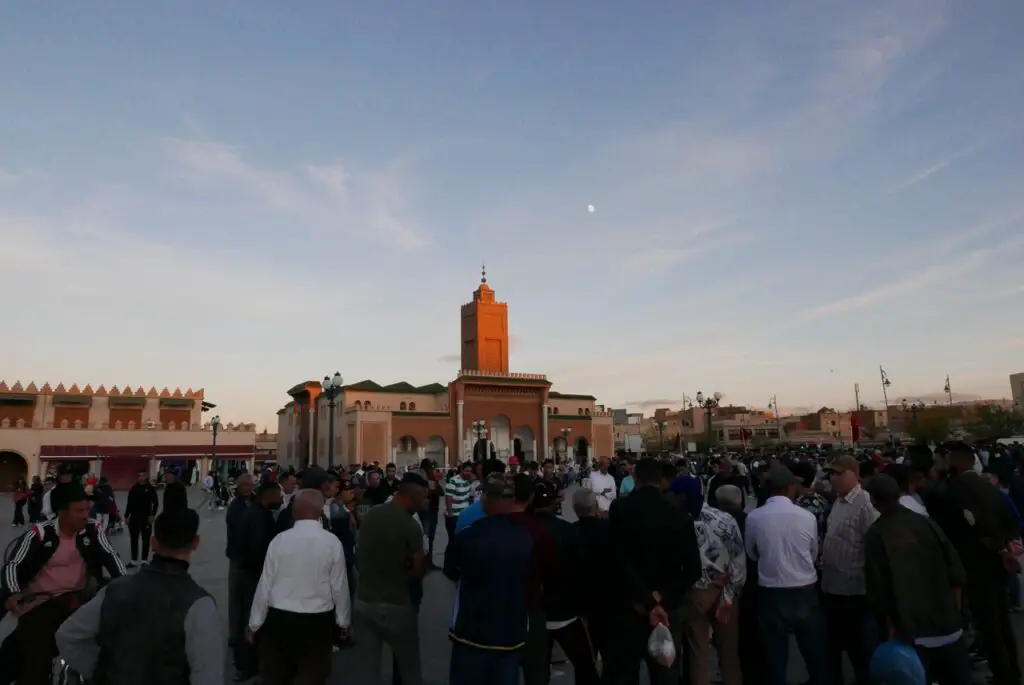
[0,381,205,400]
[457,370,547,380]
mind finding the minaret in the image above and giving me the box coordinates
[460,264,509,373]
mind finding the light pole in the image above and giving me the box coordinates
[768,395,782,444]
[321,372,343,468]
[471,420,488,462]
[944,375,953,408]
[210,415,220,477]
[653,420,667,453]
[880,366,893,445]
[696,391,722,448]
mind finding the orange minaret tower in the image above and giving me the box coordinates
[460,264,509,373]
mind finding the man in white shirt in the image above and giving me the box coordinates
[744,466,829,685]
[248,489,350,685]
[587,457,617,514]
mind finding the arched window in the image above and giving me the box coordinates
[354,401,362,410]
[578,408,583,415]
[585,409,591,415]
[409,402,416,411]
[553,407,559,414]
[400,402,407,411]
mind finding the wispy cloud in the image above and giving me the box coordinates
[889,142,987,193]
[0,168,47,185]
[164,138,428,249]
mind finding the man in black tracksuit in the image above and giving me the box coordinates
[162,468,189,513]
[532,480,600,685]
[125,470,159,567]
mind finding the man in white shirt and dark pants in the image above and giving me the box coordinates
[587,457,617,515]
[248,489,351,685]
[744,466,829,685]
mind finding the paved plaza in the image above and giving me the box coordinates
[2,489,1023,684]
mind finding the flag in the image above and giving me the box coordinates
[851,413,860,443]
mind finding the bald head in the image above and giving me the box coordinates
[293,489,325,520]
[235,473,254,498]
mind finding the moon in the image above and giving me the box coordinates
[587,204,595,213]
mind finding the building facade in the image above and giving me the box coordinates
[1012,373,1024,409]
[277,274,614,470]
[0,383,256,490]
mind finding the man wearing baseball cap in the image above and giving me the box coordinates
[821,454,879,685]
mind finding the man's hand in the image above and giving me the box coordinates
[3,593,23,614]
[714,601,733,625]
[245,629,256,645]
[649,605,670,627]
[712,572,728,588]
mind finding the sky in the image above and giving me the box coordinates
[2,1,1023,428]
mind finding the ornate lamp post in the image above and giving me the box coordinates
[653,420,667,453]
[321,372,343,468]
[471,420,488,461]
[696,391,722,447]
[880,366,893,445]
[768,395,782,444]
[210,415,220,477]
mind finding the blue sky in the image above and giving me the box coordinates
[2,1,1023,427]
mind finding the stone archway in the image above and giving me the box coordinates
[424,436,446,465]
[0,450,29,491]
[395,435,418,469]
[513,426,535,462]
[491,414,511,459]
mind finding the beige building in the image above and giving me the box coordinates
[276,274,615,470]
[0,381,257,490]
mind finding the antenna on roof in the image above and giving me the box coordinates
[481,262,487,284]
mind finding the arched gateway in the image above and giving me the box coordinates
[0,451,28,491]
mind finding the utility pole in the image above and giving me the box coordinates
[944,375,953,408]
[854,383,860,411]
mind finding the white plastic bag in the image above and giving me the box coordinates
[647,623,676,667]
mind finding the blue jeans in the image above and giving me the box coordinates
[449,645,520,685]
[758,586,830,685]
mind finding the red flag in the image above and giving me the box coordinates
[851,413,860,443]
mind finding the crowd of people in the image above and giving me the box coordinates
[1,440,1023,685]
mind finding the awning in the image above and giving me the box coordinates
[39,444,256,459]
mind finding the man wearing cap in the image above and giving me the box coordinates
[862,474,972,685]
[531,479,600,684]
[744,465,828,685]
[821,454,879,685]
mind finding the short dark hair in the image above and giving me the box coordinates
[882,463,911,493]
[945,441,974,465]
[542,459,554,467]
[482,459,506,479]
[859,460,877,479]
[904,444,934,475]
[400,472,429,490]
[635,458,661,485]
[512,473,535,503]
[385,462,397,469]
[153,508,200,550]
[789,461,817,488]
[53,483,88,511]
[460,461,474,470]
[255,481,280,498]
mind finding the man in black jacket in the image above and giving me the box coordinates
[603,458,702,685]
[533,480,600,685]
[233,480,282,680]
[125,470,159,568]
[1,482,127,684]
[162,468,189,513]
[572,488,616,665]
[55,507,223,685]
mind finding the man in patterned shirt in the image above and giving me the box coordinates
[671,474,746,685]
[791,461,831,546]
[443,462,475,540]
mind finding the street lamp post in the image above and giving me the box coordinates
[210,415,220,478]
[321,372,343,468]
[654,420,667,453]
[944,375,953,408]
[768,395,782,444]
[696,391,722,448]
[880,366,893,445]
[472,420,488,461]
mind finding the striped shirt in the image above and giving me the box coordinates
[821,484,879,595]
[445,476,474,516]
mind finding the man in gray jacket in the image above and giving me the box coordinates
[56,507,223,685]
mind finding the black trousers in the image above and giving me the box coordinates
[822,593,873,685]
[127,517,151,561]
[968,577,1022,685]
[13,500,26,525]
[600,610,682,685]
[548,619,600,685]
[915,636,972,685]
[259,608,335,685]
[17,600,75,685]
[232,569,261,676]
